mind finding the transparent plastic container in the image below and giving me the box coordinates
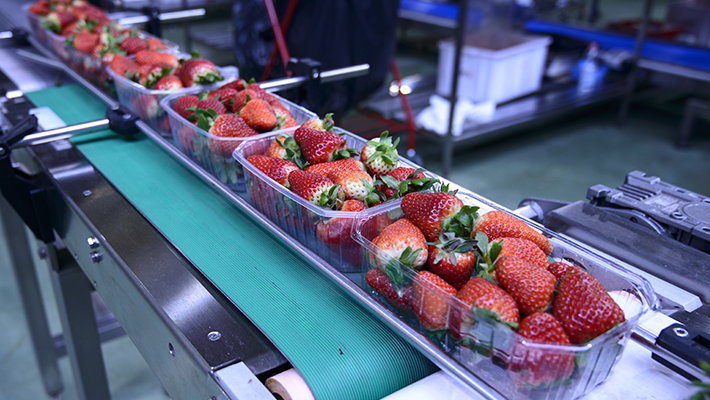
[26,11,72,62]
[234,128,436,274]
[351,192,658,400]
[161,95,316,192]
[109,65,239,135]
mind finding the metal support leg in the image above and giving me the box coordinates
[0,196,64,398]
[678,98,710,148]
[442,0,468,178]
[47,243,112,400]
[617,0,653,126]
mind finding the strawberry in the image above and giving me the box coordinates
[411,271,457,331]
[455,277,520,328]
[301,113,335,132]
[42,11,76,33]
[327,170,383,206]
[195,99,227,115]
[202,114,258,157]
[279,117,299,129]
[246,155,299,187]
[494,237,550,270]
[372,218,428,271]
[30,0,50,16]
[134,50,178,70]
[220,78,248,91]
[134,64,170,88]
[246,82,267,97]
[110,55,139,78]
[146,37,166,51]
[494,256,556,316]
[288,170,342,209]
[208,88,237,108]
[547,261,578,279]
[264,135,305,168]
[154,75,183,90]
[378,167,439,199]
[427,234,477,290]
[553,267,625,344]
[119,36,146,55]
[316,199,367,263]
[174,95,199,121]
[304,158,365,175]
[361,131,400,176]
[72,30,99,53]
[365,268,412,311]
[508,312,575,387]
[231,89,260,113]
[179,59,223,87]
[294,127,356,166]
[474,210,553,256]
[240,99,278,132]
[401,191,478,242]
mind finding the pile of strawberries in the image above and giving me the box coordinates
[171,79,301,157]
[110,52,221,90]
[365,191,627,388]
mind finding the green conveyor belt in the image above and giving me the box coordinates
[26,85,437,399]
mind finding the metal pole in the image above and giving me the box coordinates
[259,64,370,91]
[116,8,206,26]
[443,0,468,178]
[13,119,110,148]
[617,0,652,125]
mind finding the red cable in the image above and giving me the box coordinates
[390,59,417,153]
[261,0,300,81]
[262,0,291,78]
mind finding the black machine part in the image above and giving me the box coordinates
[654,323,710,381]
[587,170,710,254]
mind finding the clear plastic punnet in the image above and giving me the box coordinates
[109,65,239,136]
[233,128,438,274]
[27,11,72,62]
[161,94,317,192]
[351,191,658,400]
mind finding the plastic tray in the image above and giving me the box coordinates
[109,65,239,135]
[27,10,72,62]
[351,192,657,400]
[161,94,316,191]
[233,128,436,274]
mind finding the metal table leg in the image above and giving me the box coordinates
[617,0,653,125]
[46,242,112,400]
[0,196,64,398]
[678,97,709,147]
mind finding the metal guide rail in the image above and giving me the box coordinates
[2,21,709,400]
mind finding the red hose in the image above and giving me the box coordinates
[262,0,292,78]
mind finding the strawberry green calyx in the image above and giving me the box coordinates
[441,205,479,238]
[474,231,502,283]
[323,113,335,132]
[381,168,440,198]
[383,245,423,288]
[332,148,360,161]
[366,131,400,166]
[362,178,387,207]
[191,107,220,131]
[276,135,307,169]
[195,71,224,85]
[427,231,478,266]
[317,184,342,209]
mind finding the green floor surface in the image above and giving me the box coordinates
[26,85,436,400]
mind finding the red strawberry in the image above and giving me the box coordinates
[220,78,248,91]
[553,267,625,344]
[179,59,223,87]
[246,155,299,186]
[119,36,147,55]
[494,256,556,316]
[372,219,428,270]
[378,167,425,198]
[304,158,365,175]
[450,277,519,339]
[301,113,335,132]
[294,126,353,165]
[246,82,267,97]
[547,261,578,279]
[508,312,575,387]
[410,271,457,331]
[494,237,550,270]
[231,89,260,112]
[401,191,477,242]
[146,37,166,51]
[208,88,237,108]
[42,11,76,33]
[174,95,199,121]
[316,199,367,263]
[154,75,184,90]
[135,64,169,88]
[427,236,477,290]
[365,268,412,311]
[134,50,178,70]
[288,170,342,209]
[30,0,50,16]
[327,170,382,206]
[110,55,139,78]
[239,99,278,132]
[263,135,305,167]
[72,30,99,53]
[195,99,227,115]
[203,114,258,157]
[378,167,439,199]
[475,211,553,255]
[361,131,400,176]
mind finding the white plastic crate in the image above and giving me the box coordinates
[437,32,551,104]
